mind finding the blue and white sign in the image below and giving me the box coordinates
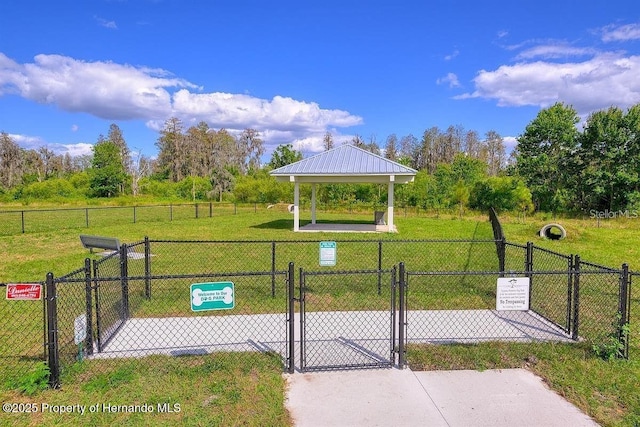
[319,241,337,266]
[191,282,235,311]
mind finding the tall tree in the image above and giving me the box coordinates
[268,144,303,169]
[484,130,506,176]
[155,117,185,181]
[0,132,23,188]
[384,134,398,161]
[107,123,131,176]
[416,128,438,172]
[237,128,264,173]
[514,102,580,211]
[89,140,126,197]
[323,132,334,151]
[351,134,366,148]
[578,105,640,211]
[396,133,417,169]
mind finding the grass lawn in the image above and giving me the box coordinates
[1,207,639,427]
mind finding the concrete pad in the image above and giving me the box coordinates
[413,369,599,427]
[286,368,599,427]
[286,368,448,427]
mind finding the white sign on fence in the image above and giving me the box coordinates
[496,277,530,311]
[74,314,87,345]
[319,241,337,266]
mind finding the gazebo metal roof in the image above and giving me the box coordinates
[269,144,416,232]
[270,144,416,179]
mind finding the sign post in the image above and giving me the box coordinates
[496,277,530,311]
[191,282,235,312]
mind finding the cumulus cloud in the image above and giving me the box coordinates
[436,72,461,88]
[456,52,640,115]
[0,52,362,150]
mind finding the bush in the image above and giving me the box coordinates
[469,176,534,212]
[21,178,78,200]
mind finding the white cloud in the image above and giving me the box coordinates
[444,50,459,61]
[0,52,362,150]
[456,53,640,115]
[601,23,640,42]
[515,44,598,60]
[95,16,118,30]
[436,72,461,88]
[9,133,93,157]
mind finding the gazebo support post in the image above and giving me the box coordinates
[293,180,300,232]
[311,183,317,225]
[387,178,395,232]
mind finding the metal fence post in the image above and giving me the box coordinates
[566,255,574,334]
[144,236,151,299]
[195,203,199,219]
[21,210,25,234]
[133,206,137,223]
[45,272,60,388]
[120,244,130,319]
[526,242,534,305]
[572,255,580,341]
[93,260,103,352]
[209,202,213,217]
[619,263,630,359]
[377,240,383,295]
[398,262,406,368]
[287,262,295,374]
[84,258,94,356]
[271,241,276,297]
[85,208,89,228]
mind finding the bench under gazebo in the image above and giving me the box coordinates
[269,144,417,232]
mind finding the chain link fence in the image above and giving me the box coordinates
[0,283,47,390]
[0,203,261,236]
[1,233,634,388]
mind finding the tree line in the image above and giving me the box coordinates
[513,102,640,213]
[2,102,639,214]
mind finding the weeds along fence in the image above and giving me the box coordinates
[0,235,632,389]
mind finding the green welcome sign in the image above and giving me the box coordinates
[190,282,235,311]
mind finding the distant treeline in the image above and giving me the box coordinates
[2,102,639,213]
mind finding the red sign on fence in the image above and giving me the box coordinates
[6,284,42,300]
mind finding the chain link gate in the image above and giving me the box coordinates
[298,268,398,371]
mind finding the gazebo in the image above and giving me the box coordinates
[269,144,417,232]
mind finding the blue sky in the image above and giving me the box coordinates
[1,1,639,161]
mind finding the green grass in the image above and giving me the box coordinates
[1,207,639,427]
[0,352,290,427]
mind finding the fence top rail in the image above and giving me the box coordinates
[407,269,623,276]
[0,202,247,215]
[303,268,394,276]
[531,245,573,259]
[578,260,621,272]
[505,242,527,249]
[148,238,502,244]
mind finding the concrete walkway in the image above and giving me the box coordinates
[285,368,599,427]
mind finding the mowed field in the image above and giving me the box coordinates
[0,207,638,426]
